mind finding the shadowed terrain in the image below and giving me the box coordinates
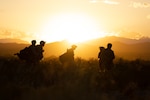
[0,57,149,100]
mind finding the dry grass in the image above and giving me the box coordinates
[0,57,150,100]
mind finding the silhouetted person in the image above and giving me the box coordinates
[59,45,77,67]
[67,45,77,63]
[104,43,115,71]
[98,46,106,72]
[28,40,37,63]
[14,40,46,64]
[35,40,46,62]
[28,40,36,51]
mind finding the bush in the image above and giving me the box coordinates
[0,57,149,100]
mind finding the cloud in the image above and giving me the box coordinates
[89,0,120,5]
[117,30,143,39]
[103,0,119,5]
[130,2,150,8]
[89,0,98,3]
[0,28,29,40]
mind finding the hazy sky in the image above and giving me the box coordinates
[0,0,150,43]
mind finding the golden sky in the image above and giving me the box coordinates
[0,0,150,43]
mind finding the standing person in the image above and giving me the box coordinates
[36,40,46,62]
[104,43,115,71]
[98,46,106,72]
[28,40,37,63]
[67,45,77,63]
[28,40,36,51]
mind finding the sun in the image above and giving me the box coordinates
[39,13,106,43]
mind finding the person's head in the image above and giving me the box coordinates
[40,41,46,46]
[71,45,77,50]
[107,43,112,49]
[31,40,36,45]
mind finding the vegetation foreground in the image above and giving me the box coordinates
[0,57,150,100]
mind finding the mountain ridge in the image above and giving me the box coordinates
[0,36,150,44]
[0,36,150,60]
[0,38,29,44]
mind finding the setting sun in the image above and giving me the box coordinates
[0,0,150,43]
[39,13,106,43]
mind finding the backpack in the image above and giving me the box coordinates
[18,47,30,60]
[59,52,69,63]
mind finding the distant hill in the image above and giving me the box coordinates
[0,36,150,60]
[0,43,28,56]
[0,38,29,44]
[72,36,150,60]
[84,36,150,45]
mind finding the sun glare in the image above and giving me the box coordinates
[40,13,105,43]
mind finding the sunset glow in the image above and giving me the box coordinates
[39,14,106,43]
[0,0,150,43]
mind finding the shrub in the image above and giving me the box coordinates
[0,56,149,100]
